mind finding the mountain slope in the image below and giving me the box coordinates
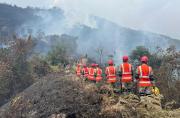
[0,3,180,60]
[68,17,180,59]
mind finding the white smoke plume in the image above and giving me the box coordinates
[12,0,180,65]
[53,0,97,29]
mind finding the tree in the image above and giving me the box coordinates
[129,46,162,68]
[47,34,77,65]
[95,47,104,65]
[48,44,68,65]
[130,46,151,65]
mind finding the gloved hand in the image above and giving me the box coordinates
[118,71,122,77]
[133,79,137,83]
[150,75,154,81]
[135,74,139,79]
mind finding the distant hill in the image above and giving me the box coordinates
[67,16,180,62]
[0,3,179,60]
[0,4,63,36]
[0,4,39,35]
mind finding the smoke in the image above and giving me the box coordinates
[50,0,180,39]
[53,0,59,6]
[52,0,97,29]
[1,0,180,39]
[15,1,180,65]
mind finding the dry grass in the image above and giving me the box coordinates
[0,73,180,118]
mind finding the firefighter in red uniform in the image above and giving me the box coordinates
[135,56,154,96]
[95,64,102,83]
[76,64,81,77]
[119,56,133,93]
[88,63,96,83]
[105,60,117,87]
[81,64,89,80]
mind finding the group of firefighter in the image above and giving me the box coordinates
[76,56,160,96]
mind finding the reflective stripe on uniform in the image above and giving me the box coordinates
[139,66,150,78]
[96,68,102,81]
[96,68,102,76]
[76,67,81,76]
[82,68,88,74]
[106,66,116,83]
[107,66,116,76]
[121,64,132,75]
[139,81,151,84]
[121,64,124,73]
[121,63,132,82]
[139,66,142,77]
[138,65,152,87]
[88,68,96,80]
[149,67,151,75]
[122,77,132,80]
[107,78,116,82]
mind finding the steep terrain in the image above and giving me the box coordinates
[0,72,179,118]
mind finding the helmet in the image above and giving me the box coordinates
[123,56,129,62]
[83,64,87,67]
[141,56,148,63]
[91,63,96,67]
[108,60,114,65]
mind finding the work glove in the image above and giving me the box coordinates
[149,75,154,81]
[133,78,137,83]
[118,71,122,77]
[94,72,97,77]
[135,74,139,80]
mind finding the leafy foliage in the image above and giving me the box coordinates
[47,34,77,65]
[30,55,50,78]
[130,46,162,68]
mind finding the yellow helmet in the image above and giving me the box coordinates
[151,86,160,96]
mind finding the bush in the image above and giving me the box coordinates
[0,36,35,106]
[30,55,50,78]
[47,34,77,66]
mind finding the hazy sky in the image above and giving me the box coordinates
[1,0,180,39]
